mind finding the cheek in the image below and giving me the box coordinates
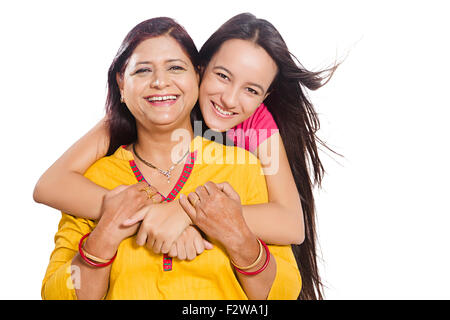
[124,78,146,97]
[173,76,199,111]
[199,74,223,99]
[240,98,261,116]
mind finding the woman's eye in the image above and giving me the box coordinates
[134,68,151,74]
[216,72,229,80]
[246,88,258,95]
[169,65,186,72]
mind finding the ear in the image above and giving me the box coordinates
[198,65,206,79]
[116,72,124,91]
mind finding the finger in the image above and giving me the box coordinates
[185,193,200,220]
[203,239,214,250]
[149,192,164,204]
[135,224,148,246]
[108,184,129,196]
[195,185,209,200]
[187,192,200,207]
[122,206,148,226]
[193,236,205,255]
[203,181,219,196]
[216,182,240,201]
[135,180,151,190]
[168,244,178,258]
[138,184,158,202]
[180,194,197,222]
[161,240,173,254]
[176,240,187,260]
[132,181,151,195]
[151,239,163,254]
[186,240,196,261]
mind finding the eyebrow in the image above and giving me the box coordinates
[136,59,188,66]
[213,66,265,93]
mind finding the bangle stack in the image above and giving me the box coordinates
[231,238,270,276]
[78,232,117,267]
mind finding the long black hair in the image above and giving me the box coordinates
[198,13,339,299]
[105,17,199,155]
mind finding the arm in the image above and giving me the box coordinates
[33,118,110,219]
[132,132,303,259]
[41,212,115,300]
[42,183,152,300]
[242,132,305,245]
[180,185,277,300]
[33,116,211,259]
[181,182,301,300]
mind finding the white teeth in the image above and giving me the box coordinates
[147,95,177,102]
[213,102,234,116]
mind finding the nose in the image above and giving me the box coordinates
[220,86,239,110]
[150,70,169,89]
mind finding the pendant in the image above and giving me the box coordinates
[159,169,171,183]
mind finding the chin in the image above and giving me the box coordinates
[202,114,229,132]
[205,119,229,132]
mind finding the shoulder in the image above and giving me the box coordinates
[196,136,261,168]
[194,136,267,205]
[83,146,135,189]
[227,103,279,153]
[239,103,278,131]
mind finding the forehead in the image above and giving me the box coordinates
[211,39,277,83]
[128,35,192,65]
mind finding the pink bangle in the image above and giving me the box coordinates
[78,232,117,268]
[233,239,271,276]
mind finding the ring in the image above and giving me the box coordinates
[141,186,156,199]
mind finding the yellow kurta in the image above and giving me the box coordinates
[41,136,302,300]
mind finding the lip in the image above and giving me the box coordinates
[144,94,179,107]
[210,101,237,119]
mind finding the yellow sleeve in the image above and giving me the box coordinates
[243,156,269,205]
[266,245,302,300]
[243,158,302,300]
[41,213,94,300]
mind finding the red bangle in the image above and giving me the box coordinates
[78,232,117,268]
[233,239,271,276]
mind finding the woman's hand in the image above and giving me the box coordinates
[179,181,255,256]
[133,199,193,255]
[85,181,162,257]
[167,226,213,260]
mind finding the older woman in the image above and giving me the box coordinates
[41,17,301,300]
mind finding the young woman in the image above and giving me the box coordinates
[35,13,337,299]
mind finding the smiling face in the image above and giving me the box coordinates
[118,36,199,132]
[199,39,278,132]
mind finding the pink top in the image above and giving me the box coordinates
[226,103,279,153]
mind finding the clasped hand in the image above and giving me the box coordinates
[98,181,213,261]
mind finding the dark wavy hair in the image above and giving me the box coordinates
[105,17,199,155]
[198,13,340,299]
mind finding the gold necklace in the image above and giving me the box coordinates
[132,144,189,183]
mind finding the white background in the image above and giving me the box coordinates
[1,0,449,299]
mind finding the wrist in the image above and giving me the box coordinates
[176,199,192,226]
[225,230,260,268]
[84,226,119,260]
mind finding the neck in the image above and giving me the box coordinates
[133,120,194,167]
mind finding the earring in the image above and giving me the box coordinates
[120,96,124,103]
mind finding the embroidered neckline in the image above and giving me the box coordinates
[123,145,197,202]
[121,145,197,273]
